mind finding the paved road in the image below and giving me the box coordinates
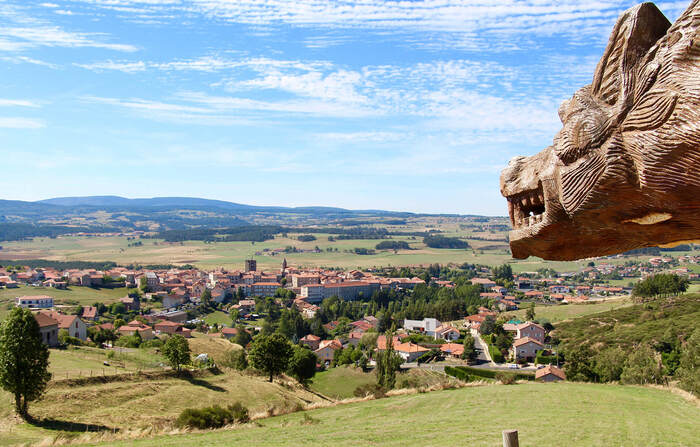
[471,330,494,365]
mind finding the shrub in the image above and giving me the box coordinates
[445,365,534,381]
[140,339,163,349]
[444,366,475,382]
[58,330,83,346]
[353,383,386,398]
[677,328,699,396]
[495,372,517,385]
[228,402,250,423]
[175,403,249,429]
[114,334,141,348]
[221,349,248,371]
[488,345,504,363]
[620,345,665,385]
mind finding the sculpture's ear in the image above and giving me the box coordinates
[591,3,670,113]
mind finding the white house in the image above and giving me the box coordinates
[403,318,440,337]
[16,295,54,309]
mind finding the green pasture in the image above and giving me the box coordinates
[85,382,699,447]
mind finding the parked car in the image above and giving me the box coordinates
[508,364,520,369]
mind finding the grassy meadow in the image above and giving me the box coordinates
[310,366,379,399]
[78,382,700,447]
[48,346,165,379]
[0,369,326,446]
[506,296,633,323]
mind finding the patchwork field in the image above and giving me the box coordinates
[0,234,654,272]
[81,382,700,447]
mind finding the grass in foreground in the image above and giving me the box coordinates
[83,382,700,447]
[0,370,324,446]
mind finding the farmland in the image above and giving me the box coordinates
[0,232,652,273]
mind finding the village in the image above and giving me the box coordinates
[3,250,697,385]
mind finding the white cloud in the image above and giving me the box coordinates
[1,55,59,68]
[0,117,45,128]
[314,131,408,143]
[0,98,41,107]
[0,26,138,52]
[68,0,682,44]
[75,60,147,72]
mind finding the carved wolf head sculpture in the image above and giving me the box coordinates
[500,1,700,260]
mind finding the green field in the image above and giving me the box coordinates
[507,297,633,323]
[48,346,165,379]
[82,382,699,447]
[310,366,378,399]
[0,285,127,320]
[203,310,233,327]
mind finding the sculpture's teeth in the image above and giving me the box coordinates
[508,200,514,226]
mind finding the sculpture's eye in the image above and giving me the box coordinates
[554,106,609,165]
[572,119,594,151]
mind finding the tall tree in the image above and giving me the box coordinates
[162,335,191,375]
[248,334,293,382]
[526,302,536,321]
[677,328,699,396]
[287,345,317,385]
[376,325,402,389]
[564,345,598,382]
[461,334,477,361]
[0,308,51,418]
[233,324,252,347]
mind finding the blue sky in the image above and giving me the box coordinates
[0,0,688,215]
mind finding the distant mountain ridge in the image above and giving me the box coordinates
[34,195,403,215]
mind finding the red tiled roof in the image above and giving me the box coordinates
[536,365,566,380]
[513,337,544,348]
[34,312,58,328]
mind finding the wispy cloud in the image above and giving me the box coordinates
[1,55,58,68]
[0,117,45,128]
[0,98,41,107]
[66,0,679,45]
[0,26,138,52]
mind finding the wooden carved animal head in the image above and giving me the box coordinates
[500,1,700,260]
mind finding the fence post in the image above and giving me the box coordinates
[502,429,519,447]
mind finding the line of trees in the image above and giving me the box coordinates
[423,235,469,249]
[632,273,689,300]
